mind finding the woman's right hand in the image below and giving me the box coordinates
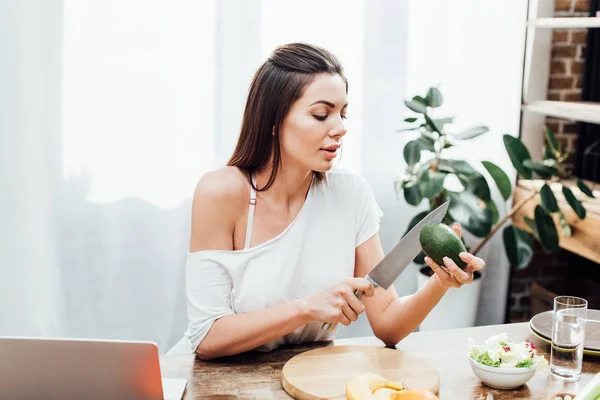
[303,278,376,326]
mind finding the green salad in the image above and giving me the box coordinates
[468,333,548,368]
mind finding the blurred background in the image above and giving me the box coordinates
[2,0,599,354]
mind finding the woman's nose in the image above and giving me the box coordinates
[329,118,347,138]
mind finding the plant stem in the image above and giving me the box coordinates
[471,189,538,256]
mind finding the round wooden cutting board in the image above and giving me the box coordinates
[281,345,440,400]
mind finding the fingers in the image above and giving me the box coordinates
[452,222,462,238]
[343,289,366,316]
[443,257,471,283]
[463,265,476,281]
[341,303,359,324]
[459,252,485,271]
[425,256,460,288]
[327,280,370,327]
[425,250,486,288]
[345,277,375,297]
[424,257,450,279]
[425,257,460,287]
[334,307,352,326]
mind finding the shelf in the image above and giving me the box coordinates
[527,17,600,29]
[522,100,600,125]
[512,179,600,264]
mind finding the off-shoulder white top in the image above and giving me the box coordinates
[168,168,383,355]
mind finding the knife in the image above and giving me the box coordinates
[322,201,450,331]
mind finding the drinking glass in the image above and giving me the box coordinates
[550,295,588,381]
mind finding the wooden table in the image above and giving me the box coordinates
[160,323,600,399]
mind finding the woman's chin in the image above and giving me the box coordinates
[312,160,335,173]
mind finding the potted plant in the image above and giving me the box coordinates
[396,86,595,330]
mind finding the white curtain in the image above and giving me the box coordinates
[1,0,64,338]
[1,0,527,352]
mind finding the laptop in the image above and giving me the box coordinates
[0,336,187,400]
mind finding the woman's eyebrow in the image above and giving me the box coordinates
[309,100,348,108]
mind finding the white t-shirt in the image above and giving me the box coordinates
[168,168,383,355]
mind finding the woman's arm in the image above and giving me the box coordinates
[196,277,374,360]
[195,299,309,360]
[357,225,485,347]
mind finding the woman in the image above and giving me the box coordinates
[175,43,485,360]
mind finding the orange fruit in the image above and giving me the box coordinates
[390,389,439,400]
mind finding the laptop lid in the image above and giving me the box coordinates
[0,336,164,400]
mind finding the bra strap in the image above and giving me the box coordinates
[244,173,257,249]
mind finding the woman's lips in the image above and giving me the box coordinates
[321,148,337,160]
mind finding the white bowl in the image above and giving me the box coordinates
[468,356,537,389]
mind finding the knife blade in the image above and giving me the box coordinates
[322,201,449,331]
[365,200,449,290]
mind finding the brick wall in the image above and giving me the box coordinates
[510,243,600,322]
[509,0,591,322]
[545,0,590,157]
[509,244,572,322]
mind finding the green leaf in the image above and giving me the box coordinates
[404,140,421,166]
[412,95,427,105]
[417,136,435,152]
[577,179,595,198]
[540,184,559,213]
[475,352,501,367]
[485,199,499,224]
[544,126,560,154]
[557,210,571,237]
[522,159,558,179]
[447,191,492,237]
[404,183,423,206]
[516,359,535,368]
[451,125,490,140]
[467,174,492,202]
[438,159,479,176]
[419,170,446,199]
[503,134,532,179]
[396,126,421,133]
[405,100,427,114]
[403,211,429,238]
[433,117,454,127]
[439,159,490,201]
[398,179,409,189]
[482,161,512,200]
[503,225,534,270]
[543,144,556,160]
[562,186,586,219]
[420,129,438,142]
[404,117,418,123]
[424,113,443,134]
[426,87,443,108]
[534,205,560,252]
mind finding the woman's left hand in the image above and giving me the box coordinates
[424,222,486,289]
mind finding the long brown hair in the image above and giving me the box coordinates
[227,43,348,191]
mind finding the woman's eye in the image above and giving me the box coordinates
[313,115,327,121]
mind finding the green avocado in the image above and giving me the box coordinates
[419,223,468,270]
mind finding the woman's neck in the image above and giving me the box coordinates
[255,163,313,208]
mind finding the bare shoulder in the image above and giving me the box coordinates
[190,166,249,252]
[193,166,248,202]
